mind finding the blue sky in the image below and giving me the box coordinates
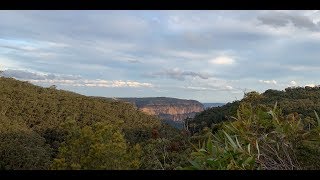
[1,10,320,103]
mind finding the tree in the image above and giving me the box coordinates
[243,91,263,102]
[51,120,141,170]
[0,115,52,170]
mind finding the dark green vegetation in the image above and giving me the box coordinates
[184,102,320,170]
[0,77,190,170]
[1,76,320,170]
[185,88,320,170]
[191,87,320,133]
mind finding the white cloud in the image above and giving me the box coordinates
[166,50,208,59]
[305,84,316,87]
[209,56,235,65]
[147,68,212,81]
[286,65,320,72]
[2,69,153,88]
[183,85,236,93]
[225,85,233,90]
[0,56,22,69]
[259,79,277,85]
[290,80,297,86]
[28,79,154,88]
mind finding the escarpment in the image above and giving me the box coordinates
[118,97,204,122]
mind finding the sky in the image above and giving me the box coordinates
[1,10,320,103]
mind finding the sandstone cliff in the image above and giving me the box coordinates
[118,97,204,122]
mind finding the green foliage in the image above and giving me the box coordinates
[189,101,240,133]
[314,110,320,127]
[0,77,161,170]
[243,91,263,103]
[184,131,258,170]
[2,77,320,170]
[140,124,192,170]
[0,77,160,137]
[185,102,320,170]
[52,120,141,170]
[191,86,320,134]
[0,115,52,170]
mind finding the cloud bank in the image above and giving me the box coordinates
[1,10,320,102]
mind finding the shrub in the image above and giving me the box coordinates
[184,102,320,170]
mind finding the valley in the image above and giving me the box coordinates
[1,77,320,170]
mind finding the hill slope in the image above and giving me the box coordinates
[0,77,164,169]
[0,77,161,134]
[190,86,320,132]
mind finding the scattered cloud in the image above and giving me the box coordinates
[259,80,277,85]
[1,69,81,80]
[127,59,141,63]
[290,80,297,86]
[28,79,154,88]
[1,69,153,88]
[165,49,209,60]
[209,56,235,65]
[183,85,234,91]
[257,11,319,31]
[146,68,212,81]
[305,84,316,87]
[286,65,320,72]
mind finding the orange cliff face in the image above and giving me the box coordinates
[119,97,204,122]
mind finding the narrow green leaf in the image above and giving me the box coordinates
[223,130,237,150]
[199,148,207,153]
[230,116,238,121]
[237,109,241,119]
[243,156,254,165]
[314,110,320,127]
[202,140,206,149]
[235,136,243,150]
[256,140,260,159]
[190,142,199,151]
[189,160,202,170]
[191,152,205,157]
[273,101,278,112]
[206,137,213,155]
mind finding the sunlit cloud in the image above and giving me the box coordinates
[1,69,153,88]
[209,56,235,65]
[259,80,277,85]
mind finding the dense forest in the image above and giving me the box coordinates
[190,87,320,133]
[1,77,320,170]
[0,77,191,170]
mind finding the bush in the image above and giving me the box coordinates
[51,120,141,170]
[184,102,320,170]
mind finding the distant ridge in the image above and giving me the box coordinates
[96,97,205,126]
[202,103,226,109]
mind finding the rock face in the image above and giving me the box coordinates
[118,97,204,122]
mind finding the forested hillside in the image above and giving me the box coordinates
[0,77,191,170]
[190,86,320,133]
